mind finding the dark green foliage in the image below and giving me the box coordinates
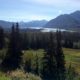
[30,33,37,50]
[55,30,65,80]
[42,32,57,80]
[22,32,29,50]
[62,31,80,49]
[1,23,23,71]
[18,31,80,50]
[42,31,66,80]
[64,39,73,48]
[0,27,4,49]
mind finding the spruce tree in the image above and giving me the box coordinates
[1,23,23,71]
[42,32,57,80]
[22,32,29,50]
[55,30,65,80]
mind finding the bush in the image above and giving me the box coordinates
[10,70,42,80]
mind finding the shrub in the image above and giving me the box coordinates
[10,70,42,80]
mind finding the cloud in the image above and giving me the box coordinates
[58,10,63,14]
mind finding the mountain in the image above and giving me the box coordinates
[19,20,48,28]
[0,20,48,29]
[0,20,13,29]
[70,11,80,23]
[44,11,80,30]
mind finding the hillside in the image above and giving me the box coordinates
[70,11,80,23]
[44,11,80,30]
[0,20,13,29]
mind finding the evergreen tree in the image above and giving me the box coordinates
[0,27,4,49]
[68,40,73,48]
[42,32,57,80]
[15,23,23,50]
[22,32,29,50]
[64,39,73,48]
[1,23,23,71]
[55,30,65,80]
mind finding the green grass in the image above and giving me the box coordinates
[0,72,11,80]
[63,48,80,74]
[23,48,80,74]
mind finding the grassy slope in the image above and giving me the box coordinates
[23,48,80,74]
[63,48,80,74]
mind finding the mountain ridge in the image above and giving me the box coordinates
[44,11,80,30]
[0,20,48,29]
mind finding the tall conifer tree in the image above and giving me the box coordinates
[1,23,23,71]
[42,32,57,80]
[55,30,65,80]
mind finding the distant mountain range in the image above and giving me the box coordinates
[19,20,48,28]
[44,11,80,30]
[0,11,80,31]
[0,20,13,28]
[0,20,48,29]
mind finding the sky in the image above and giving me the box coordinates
[0,0,80,22]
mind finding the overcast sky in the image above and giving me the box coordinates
[0,0,80,22]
